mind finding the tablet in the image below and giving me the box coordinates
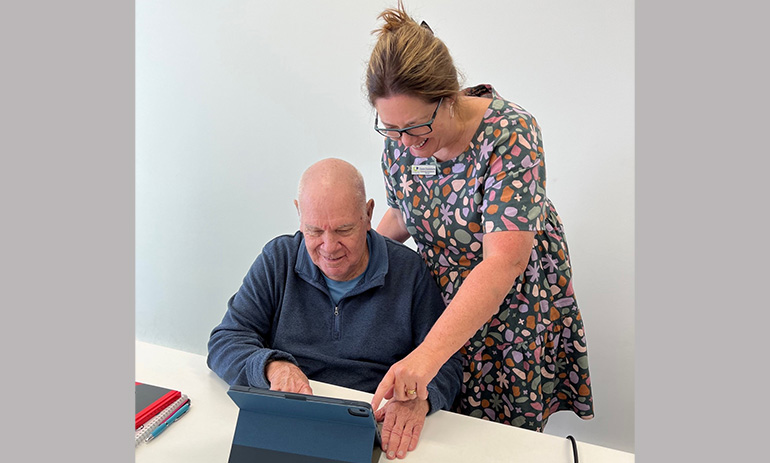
[227,385,382,463]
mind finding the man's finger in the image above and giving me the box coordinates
[394,423,414,459]
[384,418,405,459]
[379,405,396,452]
[299,383,313,395]
[408,421,424,451]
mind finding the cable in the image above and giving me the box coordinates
[566,435,579,463]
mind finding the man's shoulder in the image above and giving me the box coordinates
[260,231,303,258]
[379,235,425,267]
[381,234,416,252]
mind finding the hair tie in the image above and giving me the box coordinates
[420,20,433,34]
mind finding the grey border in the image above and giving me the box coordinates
[5,0,767,461]
[637,1,766,461]
[2,2,135,462]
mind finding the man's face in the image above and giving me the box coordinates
[298,193,373,282]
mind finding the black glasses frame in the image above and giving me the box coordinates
[374,97,443,139]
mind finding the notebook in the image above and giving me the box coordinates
[135,382,182,429]
[227,385,382,463]
[135,394,190,446]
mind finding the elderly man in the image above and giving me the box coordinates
[207,158,461,460]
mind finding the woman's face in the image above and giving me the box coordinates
[374,94,452,159]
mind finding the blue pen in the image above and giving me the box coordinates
[146,401,191,442]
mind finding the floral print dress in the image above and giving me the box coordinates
[381,84,594,431]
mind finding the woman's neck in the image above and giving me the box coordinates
[433,96,489,162]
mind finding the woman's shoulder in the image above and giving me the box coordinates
[463,83,497,99]
[465,84,537,122]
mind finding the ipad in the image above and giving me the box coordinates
[227,385,382,463]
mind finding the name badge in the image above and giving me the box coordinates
[411,164,437,176]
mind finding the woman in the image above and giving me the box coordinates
[366,2,594,431]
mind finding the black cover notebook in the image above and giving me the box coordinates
[135,382,181,429]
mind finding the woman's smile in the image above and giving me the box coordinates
[411,138,429,151]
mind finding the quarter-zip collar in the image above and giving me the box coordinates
[295,230,389,296]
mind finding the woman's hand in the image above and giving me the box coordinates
[371,347,441,410]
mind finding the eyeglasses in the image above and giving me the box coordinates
[374,97,443,139]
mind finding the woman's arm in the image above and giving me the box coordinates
[376,207,411,243]
[371,229,535,408]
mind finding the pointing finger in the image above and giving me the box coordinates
[371,371,395,411]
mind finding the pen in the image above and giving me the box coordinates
[145,401,191,442]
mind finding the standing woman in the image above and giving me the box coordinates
[367,2,594,431]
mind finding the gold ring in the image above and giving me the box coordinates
[406,389,416,395]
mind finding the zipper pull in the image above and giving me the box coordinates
[334,306,339,316]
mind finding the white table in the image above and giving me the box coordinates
[135,340,633,462]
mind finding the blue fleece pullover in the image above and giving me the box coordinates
[207,230,462,413]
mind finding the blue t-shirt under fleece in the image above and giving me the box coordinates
[322,236,370,305]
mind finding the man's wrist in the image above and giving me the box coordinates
[265,359,292,380]
[261,351,297,382]
[418,398,431,415]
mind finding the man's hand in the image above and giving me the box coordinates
[375,398,430,459]
[265,360,313,395]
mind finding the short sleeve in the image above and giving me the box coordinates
[480,111,548,233]
[381,140,408,210]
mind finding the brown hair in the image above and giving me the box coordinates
[365,1,461,107]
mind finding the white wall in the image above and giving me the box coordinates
[137,0,634,453]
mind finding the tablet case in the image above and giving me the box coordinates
[227,385,381,463]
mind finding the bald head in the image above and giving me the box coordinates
[296,158,368,217]
[294,158,375,281]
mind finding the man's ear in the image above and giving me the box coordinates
[365,199,375,228]
[294,199,300,216]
